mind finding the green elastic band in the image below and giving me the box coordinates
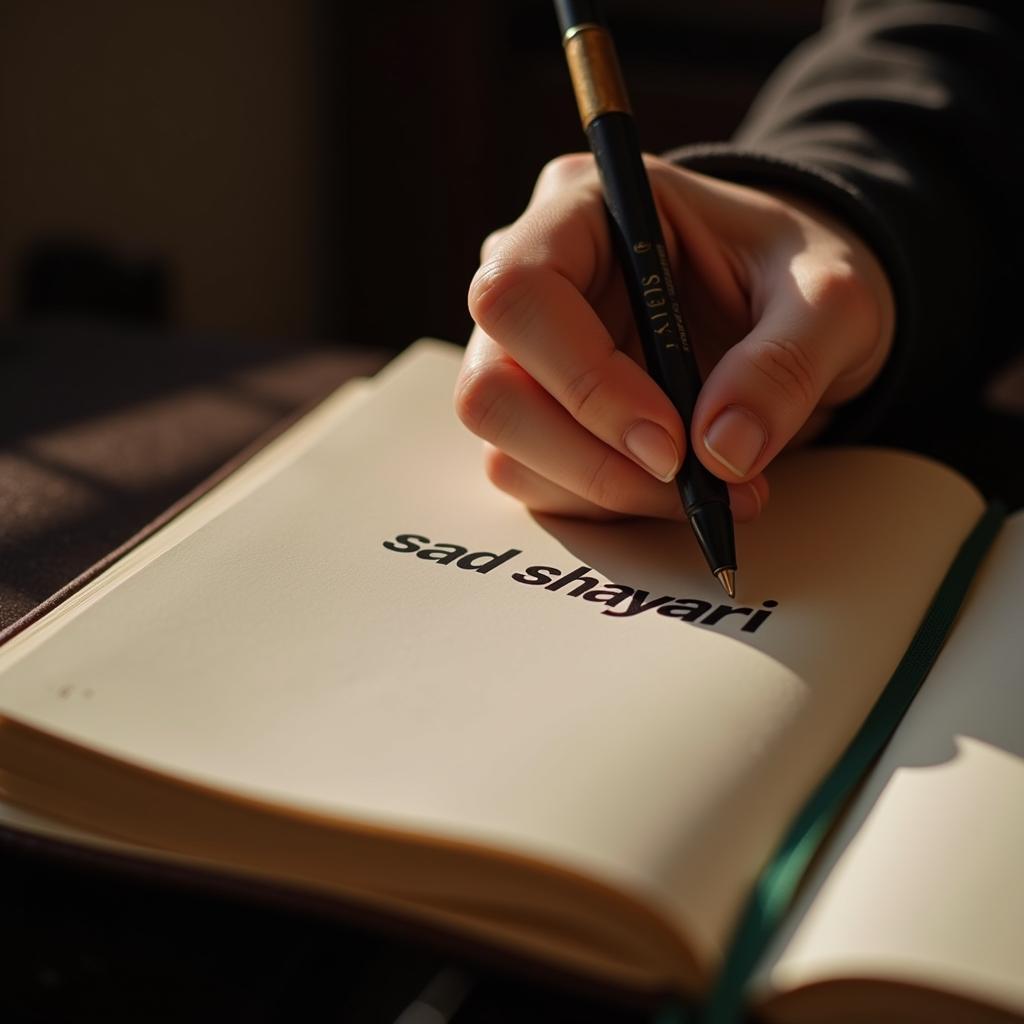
[654,501,1006,1024]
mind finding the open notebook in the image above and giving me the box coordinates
[0,341,1020,1022]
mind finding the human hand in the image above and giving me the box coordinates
[455,154,895,522]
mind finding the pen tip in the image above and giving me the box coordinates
[715,568,736,599]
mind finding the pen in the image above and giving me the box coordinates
[553,0,738,597]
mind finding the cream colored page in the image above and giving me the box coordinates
[0,341,984,972]
[0,377,374,852]
[754,513,1024,1016]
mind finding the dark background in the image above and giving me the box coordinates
[0,0,824,349]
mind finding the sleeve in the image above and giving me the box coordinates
[665,0,1024,444]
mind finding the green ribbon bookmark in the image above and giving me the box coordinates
[654,501,1006,1024]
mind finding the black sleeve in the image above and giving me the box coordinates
[665,0,1024,446]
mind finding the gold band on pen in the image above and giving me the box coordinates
[562,23,631,129]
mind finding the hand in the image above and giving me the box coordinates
[455,154,895,522]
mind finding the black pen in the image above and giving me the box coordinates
[553,0,737,597]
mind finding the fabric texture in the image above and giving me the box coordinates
[666,0,1024,449]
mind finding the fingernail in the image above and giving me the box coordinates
[703,406,767,478]
[624,420,680,482]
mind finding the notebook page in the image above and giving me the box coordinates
[0,375,375,851]
[0,341,985,973]
[754,513,1024,1017]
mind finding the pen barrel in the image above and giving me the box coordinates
[553,0,606,36]
[586,111,732,521]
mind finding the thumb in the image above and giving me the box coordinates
[690,273,882,482]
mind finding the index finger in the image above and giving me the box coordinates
[468,178,687,484]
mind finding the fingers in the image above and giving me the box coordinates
[456,330,682,516]
[482,444,769,523]
[692,249,893,483]
[456,330,768,522]
[482,444,623,521]
[468,158,687,485]
[692,288,855,481]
